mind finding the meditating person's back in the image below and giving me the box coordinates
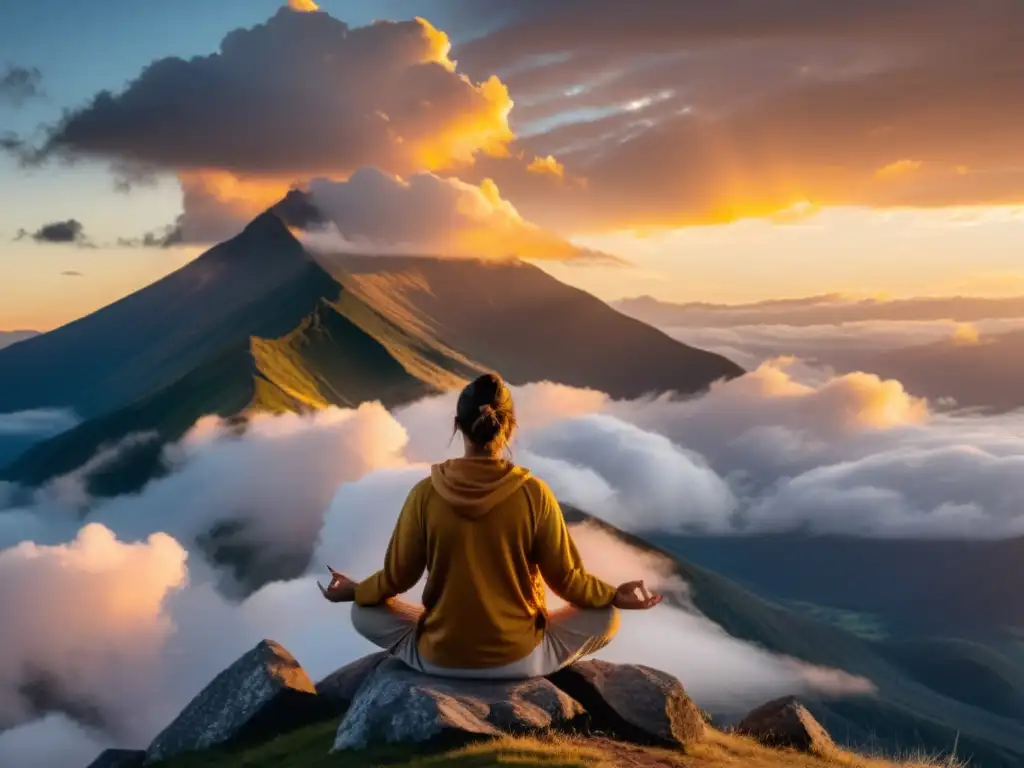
[356,458,614,669]
[319,372,662,679]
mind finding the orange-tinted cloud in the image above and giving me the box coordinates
[173,171,294,243]
[527,155,565,179]
[287,0,319,10]
[39,9,513,179]
[875,160,923,179]
[299,169,617,262]
[449,0,1024,233]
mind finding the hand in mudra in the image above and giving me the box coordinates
[318,566,356,603]
[612,580,663,610]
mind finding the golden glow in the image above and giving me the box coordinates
[414,17,456,71]
[287,0,320,11]
[527,155,566,180]
[875,159,923,179]
[179,170,291,216]
[409,73,514,170]
[951,322,982,345]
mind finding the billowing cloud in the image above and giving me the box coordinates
[14,220,89,246]
[298,169,615,261]
[0,65,43,106]
[0,525,187,737]
[9,360,1024,763]
[37,9,512,180]
[449,0,1024,231]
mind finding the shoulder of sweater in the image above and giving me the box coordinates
[407,475,434,505]
[521,474,557,509]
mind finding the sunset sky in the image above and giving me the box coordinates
[2,0,1023,330]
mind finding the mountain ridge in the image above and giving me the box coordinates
[0,200,742,492]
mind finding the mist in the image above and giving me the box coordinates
[4,359,1024,764]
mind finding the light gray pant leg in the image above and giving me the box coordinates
[350,599,423,658]
[541,604,621,673]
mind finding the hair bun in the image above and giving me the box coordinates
[455,373,518,451]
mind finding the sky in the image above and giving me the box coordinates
[2,0,1023,330]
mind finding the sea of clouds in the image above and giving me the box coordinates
[4,358,1024,765]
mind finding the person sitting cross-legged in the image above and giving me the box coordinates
[319,372,662,679]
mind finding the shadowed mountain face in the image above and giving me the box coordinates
[0,213,333,418]
[318,254,743,400]
[563,509,1024,768]
[659,533,1024,637]
[0,203,741,491]
[0,331,37,350]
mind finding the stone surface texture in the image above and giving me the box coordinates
[332,657,586,751]
[736,696,836,753]
[144,639,326,762]
[316,650,389,714]
[548,659,705,749]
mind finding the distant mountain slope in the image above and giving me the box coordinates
[319,254,743,399]
[0,202,741,490]
[0,330,37,350]
[658,533,1024,636]
[616,293,1024,327]
[0,212,330,418]
[564,508,1024,768]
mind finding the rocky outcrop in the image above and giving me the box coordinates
[85,750,145,768]
[77,638,730,767]
[332,657,587,751]
[736,696,835,754]
[548,660,705,749]
[144,639,330,762]
[316,651,389,714]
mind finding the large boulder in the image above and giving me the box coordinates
[85,750,145,768]
[735,696,835,754]
[145,639,330,762]
[316,651,389,715]
[332,657,586,751]
[548,660,705,749]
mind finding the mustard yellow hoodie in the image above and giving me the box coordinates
[354,457,616,669]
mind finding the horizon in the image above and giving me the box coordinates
[3,1,1023,329]
[5,5,1024,768]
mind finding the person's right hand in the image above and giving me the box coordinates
[612,580,663,610]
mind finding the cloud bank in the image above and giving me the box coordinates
[38,9,511,179]
[6,360,1024,763]
[297,170,614,262]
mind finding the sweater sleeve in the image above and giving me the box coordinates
[354,482,428,606]
[531,480,616,609]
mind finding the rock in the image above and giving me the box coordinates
[332,657,586,751]
[316,651,389,714]
[145,639,330,762]
[85,750,145,768]
[548,660,704,749]
[735,696,835,754]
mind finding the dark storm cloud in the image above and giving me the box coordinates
[34,8,512,178]
[15,220,88,246]
[0,65,43,106]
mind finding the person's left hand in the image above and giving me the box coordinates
[317,566,356,603]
